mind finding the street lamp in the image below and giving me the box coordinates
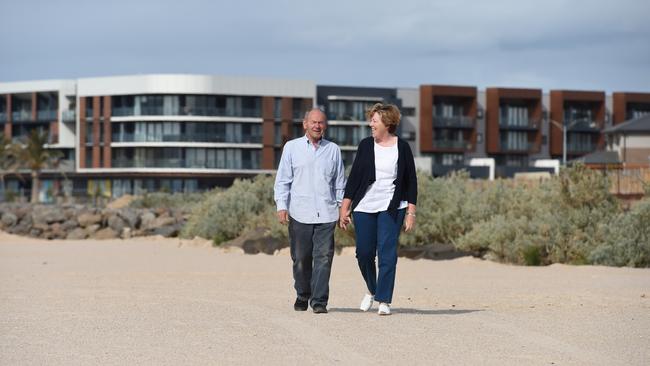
[548,118,597,166]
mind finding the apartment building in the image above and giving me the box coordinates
[1,74,649,199]
[1,74,314,198]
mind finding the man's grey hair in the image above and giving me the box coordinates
[303,106,327,121]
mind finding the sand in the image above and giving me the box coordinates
[1,231,649,366]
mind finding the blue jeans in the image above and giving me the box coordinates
[289,218,336,307]
[353,209,405,304]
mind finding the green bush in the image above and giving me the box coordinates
[590,198,650,267]
[180,175,285,245]
[130,191,208,212]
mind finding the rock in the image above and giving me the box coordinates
[398,244,470,260]
[220,245,245,254]
[9,214,32,235]
[66,228,88,240]
[29,228,42,237]
[121,227,132,239]
[86,224,101,234]
[1,212,18,228]
[274,247,291,256]
[106,195,136,210]
[93,228,119,240]
[50,223,66,239]
[61,219,79,232]
[78,212,102,228]
[140,212,156,229]
[221,227,287,255]
[146,216,176,231]
[107,214,126,233]
[32,207,66,225]
[152,224,181,237]
[118,208,140,229]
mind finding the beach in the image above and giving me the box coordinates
[1,231,649,365]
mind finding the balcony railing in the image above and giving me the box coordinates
[566,120,600,132]
[112,133,263,144]
[327,112,368,122]
[112,158,259,170]
[432,140,471,150]
[499,119,540,130]
[12,110,31,122]
[500,142,536,152]
[37,110,57,121]
[567,143,595,153]
[433,116,475,128]
[112,106,262,118]
[62,110,76,122]
[0,112,6,122]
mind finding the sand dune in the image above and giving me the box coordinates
[1,231,649,365]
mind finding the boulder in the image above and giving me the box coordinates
[140,212,156,229]
[78,212,102,228]
[107,214,126,233]
[117,208,140,229]
[86,224,101,234]
[93,228,119,240]
[106,195,136,210]
[61,219,79,232]
[152,224,181,237]
[146,216,176,231]
[66,228,88,240]
[221,227,287,255]
[32,207,66,225]
[1,212,18,228]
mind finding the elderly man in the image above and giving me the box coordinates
[274,108,346,314]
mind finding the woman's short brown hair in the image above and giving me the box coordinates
[366,103,401,134]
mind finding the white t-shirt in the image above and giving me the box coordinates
[354,141,409,213]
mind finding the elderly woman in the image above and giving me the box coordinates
[339,103,417,316]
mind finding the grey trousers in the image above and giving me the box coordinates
[289,217,336,307]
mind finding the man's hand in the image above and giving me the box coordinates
[277,210,289,225]
[339,210,351,230]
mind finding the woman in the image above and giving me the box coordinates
[339,103,417,316]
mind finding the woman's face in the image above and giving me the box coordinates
[369,112,389,139]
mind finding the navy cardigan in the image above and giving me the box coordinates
[343,136,418,212]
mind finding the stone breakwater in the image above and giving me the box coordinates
[0,203,187,240]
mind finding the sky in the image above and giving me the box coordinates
[1,0,649,92]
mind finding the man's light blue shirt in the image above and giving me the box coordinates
[274,135,346,224]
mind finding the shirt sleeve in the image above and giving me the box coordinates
[334,148,346,205]
[274,142,293,211]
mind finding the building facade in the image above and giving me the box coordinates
[1,74,649,199]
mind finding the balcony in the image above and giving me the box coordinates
[0,112,6,122]
[62,110,76,122]
[499,119,540,131]
[112,158,259,170]
[37,110,57,121]
[567,143,595,154]
[112,106,262,118]
[500,142,536,152]
[433,116,475,129]
[12,110,31,122]
[432,140,472,150]
[566,120,600,132]
[112,133,263,144]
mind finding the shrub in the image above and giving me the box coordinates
[590,198,650,267]
[130,191,208,212]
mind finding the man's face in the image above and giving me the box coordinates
[303,110,327,141]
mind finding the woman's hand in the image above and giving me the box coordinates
[339,211,351,230]
[404,213,416,232]
[404,204,416,232]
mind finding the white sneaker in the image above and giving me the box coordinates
[378,302,391,316]
[359,294,374,312]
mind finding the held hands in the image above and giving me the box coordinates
[277,210,289,225]
[339,210,351,230]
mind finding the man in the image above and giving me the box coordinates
[274,108,346,314]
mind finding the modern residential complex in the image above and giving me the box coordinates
[1,74,649,200]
